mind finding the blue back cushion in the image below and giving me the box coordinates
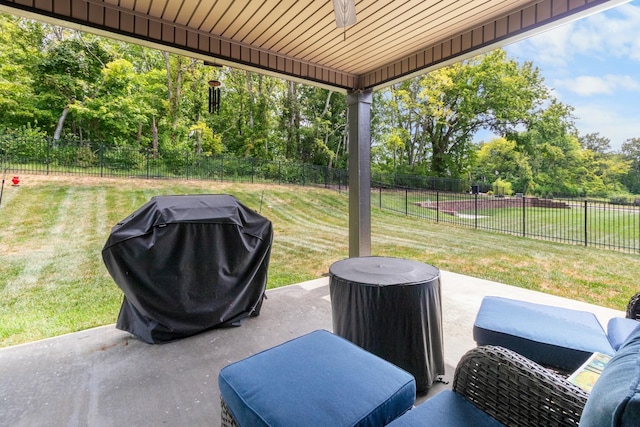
[218,329,416,427]
[581,323,640,427]
[474,296,614,371]
[607,317,640,351]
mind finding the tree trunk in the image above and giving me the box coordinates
[246,71,255,129]
[151,116,159,159]
[53,106,69,142]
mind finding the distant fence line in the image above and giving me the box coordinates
[374,183,640,253]
[2,135,640,253]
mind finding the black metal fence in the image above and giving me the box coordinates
[374,183,640,253]
[0,136,349,189]
[3,135,640,253]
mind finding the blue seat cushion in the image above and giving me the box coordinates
[581,323,640,427]
[218,329,416,427]
[607,317,639,351]
[387,391,504,427]
[473,296,614,371]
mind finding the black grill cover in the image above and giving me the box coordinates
[102,194,273,344]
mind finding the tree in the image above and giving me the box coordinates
[297,86,348,168]
[373,49,548,177]
[34,31,112,140]
[579,132,611,154]
[620,138,640,194]
[0,14,46,130]
[472,137,533,194]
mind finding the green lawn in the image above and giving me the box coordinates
[1,175,638,347]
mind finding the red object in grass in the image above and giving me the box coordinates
[11,176,20,186]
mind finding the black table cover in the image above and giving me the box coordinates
[329,256,444,392]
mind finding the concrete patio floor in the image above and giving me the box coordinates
[0,270,625,427]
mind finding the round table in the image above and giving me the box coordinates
[329,256,444,392]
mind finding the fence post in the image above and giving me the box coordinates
[522,195,526,237]
[405,187,408,216]
[221,155,224,182]
[379,185,382,209]
[278,161,281,185]
[46,138,50,175]
[99,144,104,177]
[475,192,478,229]
[146,148,150,179]
[186,151,189,180]
[584,200,588,247]
[436,191,440,223]
[252,158,255,184]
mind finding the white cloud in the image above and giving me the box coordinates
[506,2,640,67]
[572,103,640,150]
[553,74,640,96]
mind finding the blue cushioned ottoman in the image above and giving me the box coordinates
[218,329,416,427]
[473,296,615,371]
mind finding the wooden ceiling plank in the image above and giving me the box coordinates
[226,0,270,40]
[174,0,200,26]
[325,0,527,72]
[118,0,135,9]
[206,0,249,35]
[133,0,152,14]
[306,0,470,66]
[258,2,332,51]
[217,0,256,38]
[159,0,181,21]
[148,0,168,17]
[187,0,217,29]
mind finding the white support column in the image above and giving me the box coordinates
[347,89,372,257]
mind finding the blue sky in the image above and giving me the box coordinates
[479,0,640,152]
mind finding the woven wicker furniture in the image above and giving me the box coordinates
[627,291,640,320]
[388,345,588,427]
[392,323,640,426]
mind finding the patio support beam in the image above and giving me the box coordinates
[347,89,373,258]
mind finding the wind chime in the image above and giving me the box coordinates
[208,80,221,114]
[333,0,357,41]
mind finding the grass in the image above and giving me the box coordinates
[1,174,639,348]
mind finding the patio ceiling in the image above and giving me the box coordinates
[0,0,629,92]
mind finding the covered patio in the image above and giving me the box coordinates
[0,271,624,426]
[0,0,633,425]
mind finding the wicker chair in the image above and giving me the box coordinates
[450,346,588,426]
[627,291,640,321]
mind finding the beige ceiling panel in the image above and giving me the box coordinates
[215,0,256,37]
[222,0,270,40]
[327,0,528,73]
[197,0,226,33]
[148,0,169,18]
[207,0,258,36]
[118,0,134,9]
[240,0,313,46]
[159,0,181,21]
[312,0,488,67]
[259,3,333,52]
[174,2,198,26]
[0,0,628,91]
[186,1,213,29]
